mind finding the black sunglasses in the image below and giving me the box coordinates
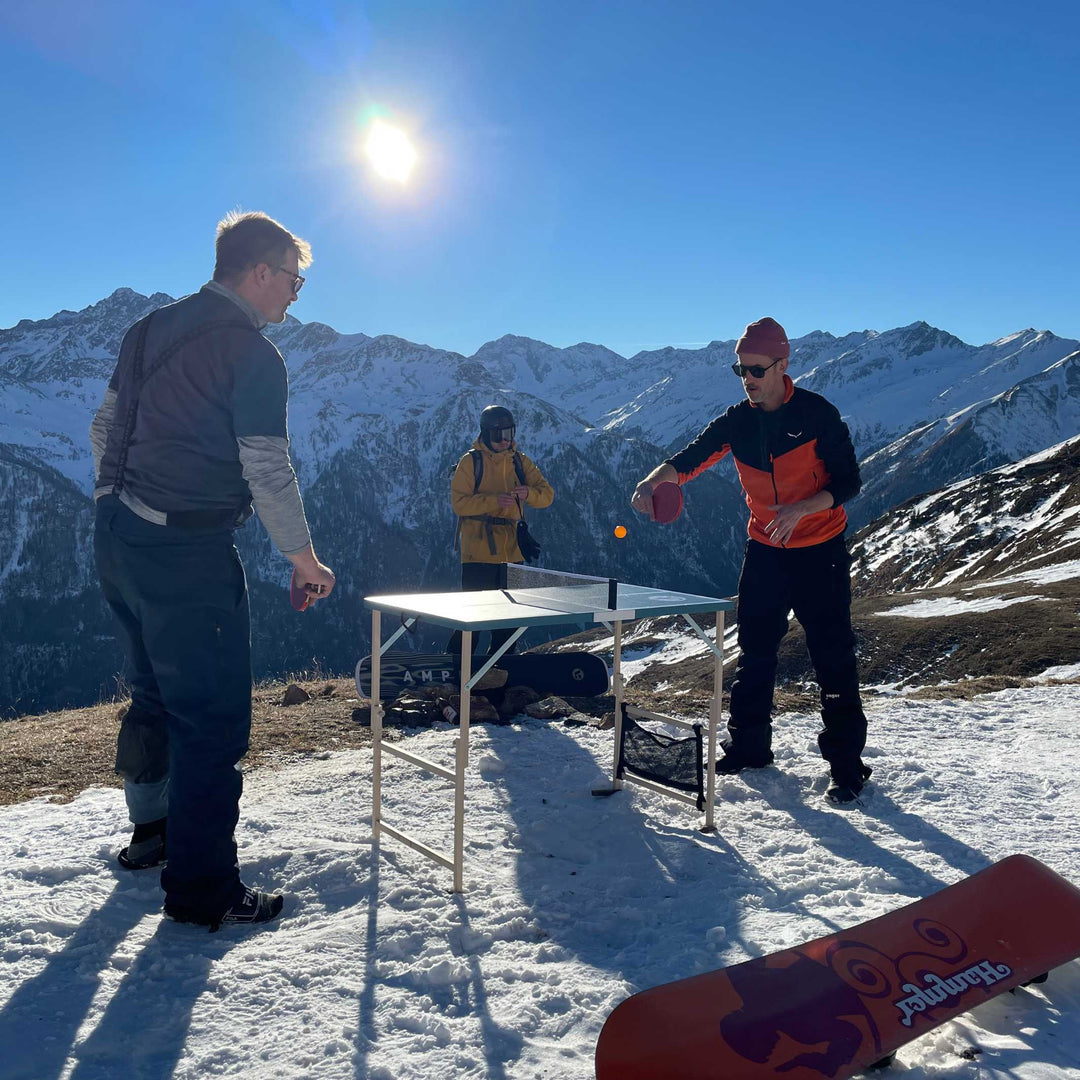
[489,426,516,442]
[274,266,306,293]
[731,357,782,379]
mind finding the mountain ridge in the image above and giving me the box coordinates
[2,287,1078,714]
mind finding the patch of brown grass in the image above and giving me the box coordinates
[0,677,376,808]
[901,675,1028,700]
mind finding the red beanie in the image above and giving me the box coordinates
[735,317,789,360]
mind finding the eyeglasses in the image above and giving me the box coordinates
[274,267,306,293]
[731,358,782,380]
[489,427,515,443]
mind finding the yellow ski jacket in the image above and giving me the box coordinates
[451,439,554,563]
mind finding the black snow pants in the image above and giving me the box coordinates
[727,535,867,781]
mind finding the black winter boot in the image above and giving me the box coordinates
[118,817,167,870]
[164,885,284,932]
[717,745,775,775]
[826,764,873,806]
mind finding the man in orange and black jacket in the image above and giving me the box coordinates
[631,317,870,805]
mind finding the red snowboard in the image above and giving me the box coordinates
[596,854,1080,1080]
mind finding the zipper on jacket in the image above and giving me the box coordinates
[768,453,787,547]
[759,409,786,546]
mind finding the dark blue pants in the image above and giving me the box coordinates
[728,536,867,780]
[94,495,251,915]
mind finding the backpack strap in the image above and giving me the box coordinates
[469,449,497,555]
[453,449,495,554]
[470,449,484,494]
[513,451,529,522]
[111,315,257,496]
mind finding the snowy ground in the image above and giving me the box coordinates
[2,685,1080,1080]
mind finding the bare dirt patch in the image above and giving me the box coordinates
[794,580,1080,691]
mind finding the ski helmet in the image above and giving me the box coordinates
[479,405,516,448]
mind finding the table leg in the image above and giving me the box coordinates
[371,609,382,841]
[704,610,723,832]
[610,619,624,789]
[454,631,472,893]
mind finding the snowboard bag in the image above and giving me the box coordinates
[356,650,609,701]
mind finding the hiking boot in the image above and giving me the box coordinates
[164,886,284,933]
[717,748,774,775]
[826,764,873,806]
[117,818,167,870]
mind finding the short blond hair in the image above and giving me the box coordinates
[213,210,312,283]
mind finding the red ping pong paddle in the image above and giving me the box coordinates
[651,481,684,523]
[290,570,312,612]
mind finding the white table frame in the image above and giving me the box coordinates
[366,597,728,893]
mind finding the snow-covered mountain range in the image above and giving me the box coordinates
[1,288,1077,714]
[854,350,1080,527]
[806,435,1080,694]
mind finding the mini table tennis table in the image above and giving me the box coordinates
[364,575,734,891]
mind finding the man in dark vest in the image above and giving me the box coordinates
[90,211,336,928]
[631,317,870,804]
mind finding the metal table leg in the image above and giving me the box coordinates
[453,632,472,893]
[610,619,624,789]
[371,609,382,841]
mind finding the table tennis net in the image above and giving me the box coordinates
[499,564,618,613]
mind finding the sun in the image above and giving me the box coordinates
[364,120,418,183]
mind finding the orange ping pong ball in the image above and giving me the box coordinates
[614,525,628,539]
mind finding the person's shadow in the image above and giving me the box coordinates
[0,866,247,1080]
[0,882,147,1080]
[476,708,1002,991]
[474,720,843,995]
[736,767,992,895]
[66,917,240,1080]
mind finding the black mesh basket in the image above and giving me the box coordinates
[615,704,704,810]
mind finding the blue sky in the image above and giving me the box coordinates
[2,0,1077,356]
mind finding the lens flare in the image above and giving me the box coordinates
[364,119,417,182]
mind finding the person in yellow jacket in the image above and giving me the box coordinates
[450,404,554,656]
